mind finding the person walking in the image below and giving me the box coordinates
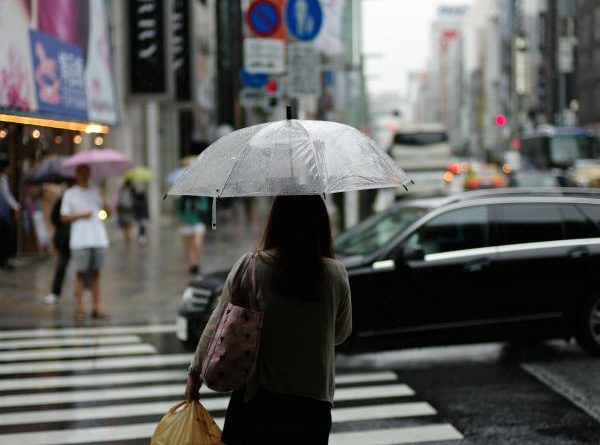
[60,164,110,323]
[132,184,149,244]
[44,181,74,304]
[116,179,136,245]
[184,195,352,445]
[176,195,210,274]
[0,160,20,271]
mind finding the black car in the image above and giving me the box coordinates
[176,188,600,356]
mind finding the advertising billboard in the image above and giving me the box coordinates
[0,0,119,126]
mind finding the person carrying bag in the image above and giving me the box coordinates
[184,195,353,445]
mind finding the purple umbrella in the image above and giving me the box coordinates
[61,149,133,178]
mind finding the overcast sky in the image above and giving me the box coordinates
[361,0,474,98]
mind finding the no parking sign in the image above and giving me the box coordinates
[247,0,281,37]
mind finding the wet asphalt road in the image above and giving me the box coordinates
[336,341,600,444]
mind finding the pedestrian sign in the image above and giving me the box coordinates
[247,0,281,37]
[285,0,323,41]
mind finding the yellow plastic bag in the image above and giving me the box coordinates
[150,400,224,445]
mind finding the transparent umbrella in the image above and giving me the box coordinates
[168,114,412,228]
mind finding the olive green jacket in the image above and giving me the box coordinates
[190,250,353,404]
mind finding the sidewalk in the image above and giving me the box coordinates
[0,215,260,329]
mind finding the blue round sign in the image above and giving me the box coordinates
[285,0,323,41]
[240,69,268,89]
[247,0,280,37]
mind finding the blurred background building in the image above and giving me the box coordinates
[1,0,600,256]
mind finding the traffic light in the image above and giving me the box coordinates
[263,78,281,113]
[495,114,507,126]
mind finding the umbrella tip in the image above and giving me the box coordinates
[286,104,292,120]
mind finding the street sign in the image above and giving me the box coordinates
[247,0,281,37]
[241,69,268,88]
[287,42,321,96]
[244,38,285,74]
[240,88,268,108]
[285,0,323,41]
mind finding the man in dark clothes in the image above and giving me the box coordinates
[45,184,73,304]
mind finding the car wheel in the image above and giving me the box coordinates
[575,294,600,356]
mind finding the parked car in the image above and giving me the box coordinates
[176,188,600,356]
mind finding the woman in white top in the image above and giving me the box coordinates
[60,165,111,323]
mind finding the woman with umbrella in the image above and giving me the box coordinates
[180,109,411,443]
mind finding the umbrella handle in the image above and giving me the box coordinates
[211,197,217,230]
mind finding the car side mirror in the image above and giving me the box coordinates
[396,244,425,263]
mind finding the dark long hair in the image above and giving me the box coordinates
[261,195,335,300]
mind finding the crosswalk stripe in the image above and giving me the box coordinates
[0,383,413,409]
[0,324,177,340]
[0,353,193,375]
[334,383,414,400]
[0,384,211,408]
[0,399,227,426]
[0,370,188,391]
[0,370,398,392]
[0,335,142,350]
[0,400,436,426]
[335,371,397,384]
[0,344,156,362]
[331,402,436,422]
[0,421,463,445]
[329,424,464,444]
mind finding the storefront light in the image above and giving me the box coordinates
[0,130,7,139]
[32,129,41,139]
[94,136,104,146]
[73,134,82,144]
[85,124,104,134]
[54,135,63,144]
[0,114,110,134]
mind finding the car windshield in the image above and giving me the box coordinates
[393,132,447,146]
[550,136,594,165]
[335,206,428,256]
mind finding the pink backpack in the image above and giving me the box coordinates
[200,253,263,392]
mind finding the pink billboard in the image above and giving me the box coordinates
[0,0,118,125]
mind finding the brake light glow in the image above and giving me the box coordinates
[493,177,506,187]
[465,178,481,189]
[443,171,454,183]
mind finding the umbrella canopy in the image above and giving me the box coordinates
[124,165,154,182]
[61,149,133,178]
[25,156,71,184]
[165,166,186,185]
[168,119,411,199]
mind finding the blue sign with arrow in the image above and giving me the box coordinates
[285,0,323,41]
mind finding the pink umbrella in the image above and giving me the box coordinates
[61,149,133,178]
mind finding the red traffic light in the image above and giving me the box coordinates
[495,114,507,126]
[266,79,278,93]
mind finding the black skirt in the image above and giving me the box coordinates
[221,388,332,445]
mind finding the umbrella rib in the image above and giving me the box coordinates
[296,121,325,192]
[217,140,254,198]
